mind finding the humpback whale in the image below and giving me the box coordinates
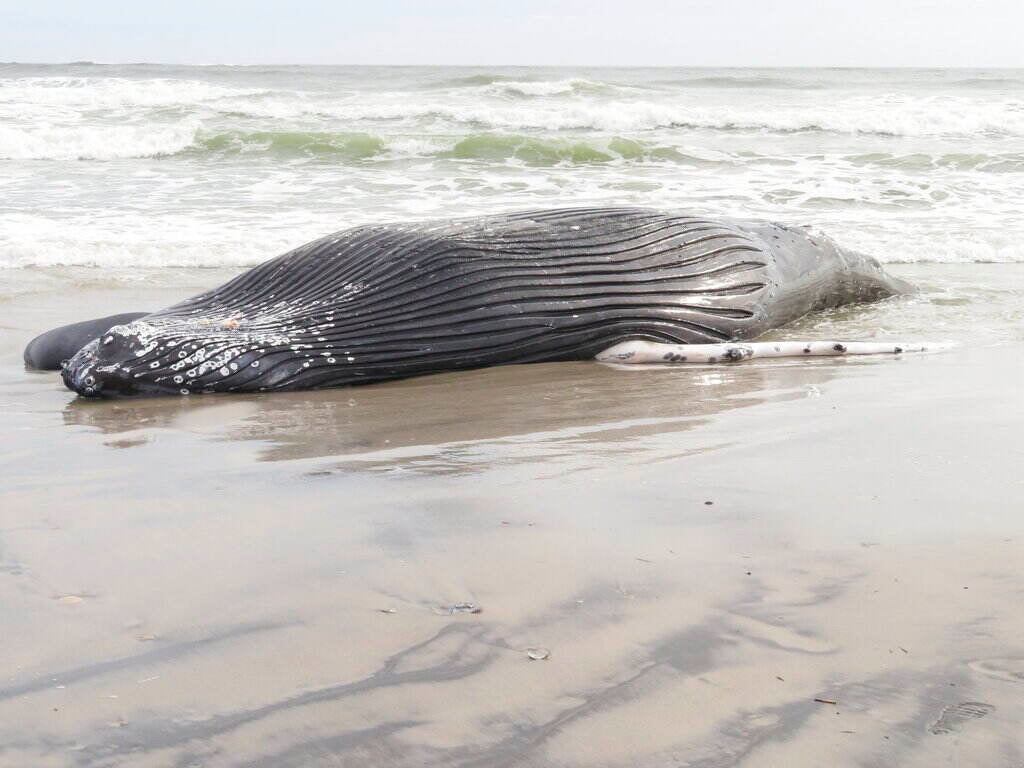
[36,208,914,398]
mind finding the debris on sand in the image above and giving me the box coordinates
[433,602,482,616]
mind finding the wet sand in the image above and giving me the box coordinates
[2,266,1024,767]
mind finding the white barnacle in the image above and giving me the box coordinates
[174,375,184,384]
[149,361,160,369]
[327,357,336,364]
[251,361,260,368]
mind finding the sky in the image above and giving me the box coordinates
[2,0,1022,68]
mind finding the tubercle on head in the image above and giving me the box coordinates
[61,335,168,398]
[61,315,287,398]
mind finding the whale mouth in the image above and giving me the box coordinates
[61,340,103,397]
[61,337,156,398]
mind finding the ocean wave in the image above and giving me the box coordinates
[433,74,622,92]
[0,76,268,110]
[434,73,520,88]
[0,122,727,164]
[0,120,199,160]
[190,131,735,166]
[9,121,1024,173]
[840,233,1024,265]
[484,78,623,98]
[196,130,385,159]
[844,152,1024,173]
[652,75,825,89]
[447,133,610,164]
[219,96,1024,138]
[445,134,737,166]
[946,77,1024,89]
[0,215,289,269]
[16,77,1009,139]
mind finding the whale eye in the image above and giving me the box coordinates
[84,375,95,386]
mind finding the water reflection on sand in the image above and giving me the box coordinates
[62,358,847,475]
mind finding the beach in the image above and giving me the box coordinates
[2,65,1024,766]
[2,264,1023,766]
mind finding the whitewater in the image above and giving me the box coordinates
[2,63,1023,270]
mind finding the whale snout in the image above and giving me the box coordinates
[62,335,148,398]
[61,340,104,397]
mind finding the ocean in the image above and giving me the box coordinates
[2,63,1023,274]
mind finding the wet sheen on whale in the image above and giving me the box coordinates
[58,208,910,397]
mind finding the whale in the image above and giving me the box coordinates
[46,208,911,398]
[24,313,150,372]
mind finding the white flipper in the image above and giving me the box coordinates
[596,340,954,364]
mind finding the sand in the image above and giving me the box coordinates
[1,266,1023,767]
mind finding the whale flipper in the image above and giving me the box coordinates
[24,312,150,371]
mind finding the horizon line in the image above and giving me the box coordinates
[3,61,1023,70]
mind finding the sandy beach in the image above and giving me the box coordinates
[2,263,1023,766]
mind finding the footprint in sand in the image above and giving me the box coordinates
[929,702,995,735]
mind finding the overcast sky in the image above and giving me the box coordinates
[2,0,1022,68]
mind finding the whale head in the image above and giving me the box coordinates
[61,315,305,398]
